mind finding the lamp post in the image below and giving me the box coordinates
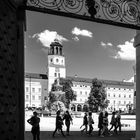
[29,76,31,107]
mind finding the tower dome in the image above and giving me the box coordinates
[49,39,63,55]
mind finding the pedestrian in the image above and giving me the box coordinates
[88,112,94,135]
[63,110,73,136]
[116,110,121,133]
[98,111,103,136]
[80,112,88,134]
[100,111,112,137]
[109,111,118,134]
[27,111,40,140]
[52,110,65,137]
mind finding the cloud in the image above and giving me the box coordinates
[123,76,134,82]
[72,36,79,41]
[72,27,93,38]
[32,29,68,48]
[101,41,113,48]
[114,38,135,61]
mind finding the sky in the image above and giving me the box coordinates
[25,11,136,82]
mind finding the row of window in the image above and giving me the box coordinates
[73,84,89,88]
[74,91,88,95]
[74,91,133,98]
[111,100,132,105]
[108,93,132,98]
[54,72,60,77]
[50,58,64,64]
[25,104,41,107]
[25,87,41,93]
[25,95,41,100]
[73,85,133,92]
[107,87,132,91]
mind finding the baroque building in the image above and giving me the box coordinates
[25,40,134,112]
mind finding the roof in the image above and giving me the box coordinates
[25,73,48,79]
[24,73,134,86]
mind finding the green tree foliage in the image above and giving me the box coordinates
[87,78,109,112]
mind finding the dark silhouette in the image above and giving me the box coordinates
[63,110,73,135]
[100,111,112,137]
[88,112,94,135]
[109,111,118,134]
[80,112,88,134]
[85,0,97,18]
[52,110,65,137]
[116,110,121,133]
[27,111,40,140]
[98,111,103,136]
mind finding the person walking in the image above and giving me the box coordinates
[27,111,40,140]
[100,111,112,137]
[63,110,73,136]
[116,110,121,133]
[88,112,94,136]
[98,111,103,136]
[80,112,88,134]
[109,111,118,134]
[52,110,65,137]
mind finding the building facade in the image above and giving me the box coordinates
[25,73,48,108]
[25,40,134,112]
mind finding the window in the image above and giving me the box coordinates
[108,93,110,97]
[129,95,131,98]
[38,88,41,92]
[54,73,57,77]
[124,101,126,104]
[80,98,82,101]
[80,91,82,95]
[56,59,59,62]
[38,96,41,100]
[113,94,115,97]
[119,94,121,97]
[114,100,115,104]
[26,95,29,100]
[50,58,53,62]
[32,88,35,93]
[58,73,60,77]
[118,101,121,104]
[124,94,126,98]
[26,87,29,92]
[32,95,35,100]
[85,91,87,95]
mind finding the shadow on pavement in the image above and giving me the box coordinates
[25,131,135,140]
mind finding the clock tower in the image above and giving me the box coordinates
[47,39,66,92]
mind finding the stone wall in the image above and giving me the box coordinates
[0,0,24,140]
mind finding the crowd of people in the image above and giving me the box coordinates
[27,109,122,140]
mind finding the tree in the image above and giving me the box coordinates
[87,78,109,112]
[59,78,77,109]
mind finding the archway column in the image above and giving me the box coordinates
[134,30,140,140]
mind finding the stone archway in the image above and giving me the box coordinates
[77,104,82,112]
[1,1,140,140]
[83,104,88,112]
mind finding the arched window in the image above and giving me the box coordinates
[77,104,82,111]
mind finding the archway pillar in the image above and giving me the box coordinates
[134,30,140,140]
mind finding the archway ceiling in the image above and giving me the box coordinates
[25,0,140,29]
